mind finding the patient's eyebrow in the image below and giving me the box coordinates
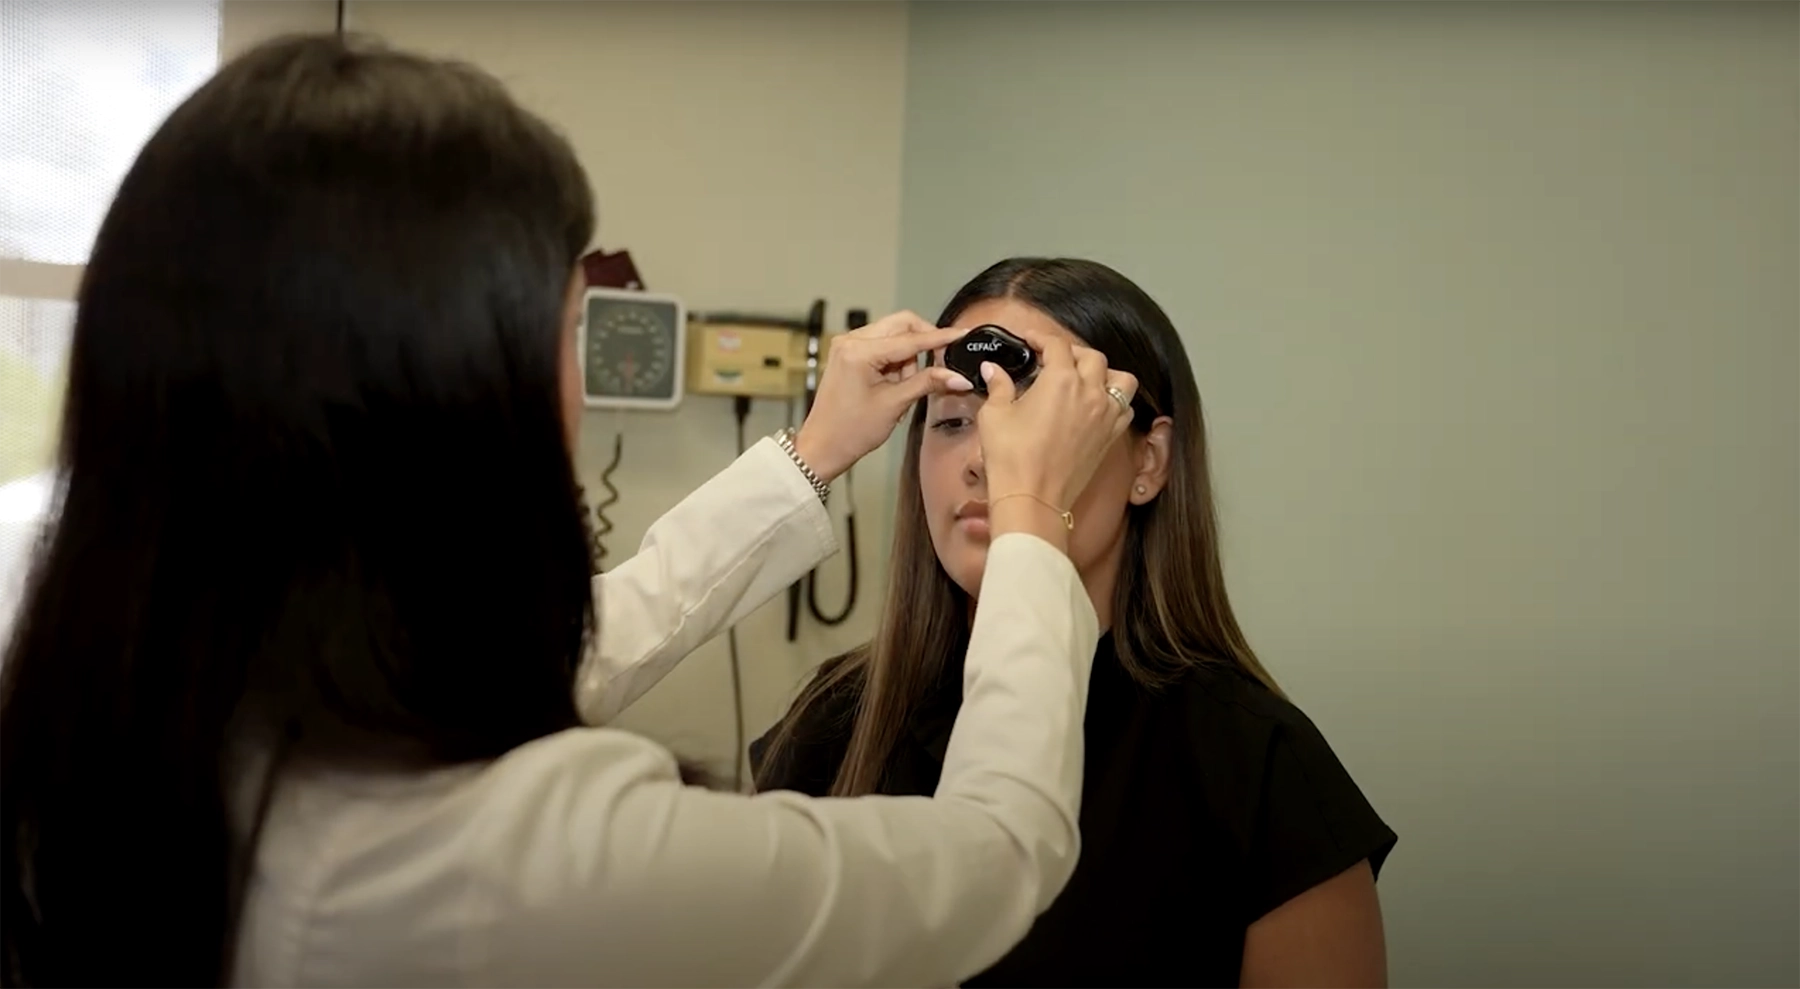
[928,391,982,413]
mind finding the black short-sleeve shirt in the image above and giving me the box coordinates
[749,634,1397,988]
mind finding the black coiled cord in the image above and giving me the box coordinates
[591,433,622,570]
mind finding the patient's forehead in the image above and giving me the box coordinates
[929,297,1079,367]
[927,298,1081,413]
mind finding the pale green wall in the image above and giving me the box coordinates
[895,2,1798,986]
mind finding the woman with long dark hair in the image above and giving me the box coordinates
[756,257,1397,987]
[0,38,1141,988]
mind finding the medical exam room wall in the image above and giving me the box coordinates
[894,2,1798,987]
[346,0,911,779]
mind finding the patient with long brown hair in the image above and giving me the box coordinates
[752,257,1398,988]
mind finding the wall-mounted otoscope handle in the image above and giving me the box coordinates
[788,306,865,641]
[787,299,830,643]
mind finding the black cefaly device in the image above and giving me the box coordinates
[941,324,1039,397]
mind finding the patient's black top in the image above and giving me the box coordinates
[749,634,1398,988]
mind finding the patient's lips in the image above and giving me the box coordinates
[954,499,990,539]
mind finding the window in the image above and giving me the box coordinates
[0,298,64,635]
[0,0,221,636]
[1,1,221,264]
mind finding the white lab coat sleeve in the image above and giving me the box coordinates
[576,436,837,725]
[466,533,1099,988]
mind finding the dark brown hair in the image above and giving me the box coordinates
[1,34,596,986]
[759,257,1281,797]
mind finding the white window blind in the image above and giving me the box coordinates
[1,0,221,264]
[0,0,221,637]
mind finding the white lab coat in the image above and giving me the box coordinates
[232,437,1099,988]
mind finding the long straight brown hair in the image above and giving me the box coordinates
[760,257,1282,797]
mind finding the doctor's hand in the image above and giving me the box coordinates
[793,310,971,483]
[978,330,1138,550]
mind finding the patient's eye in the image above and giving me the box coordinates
[928,393,981,436]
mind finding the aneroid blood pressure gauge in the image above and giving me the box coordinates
[580,288,686,411]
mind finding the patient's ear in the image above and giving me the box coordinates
[1129,417,1173,505]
